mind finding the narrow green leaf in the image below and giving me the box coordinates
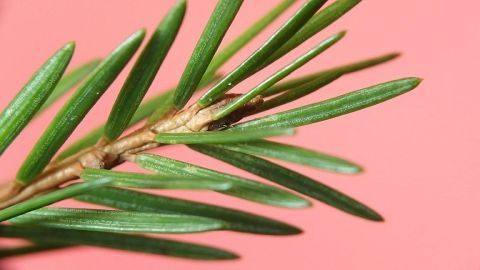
[0,42,75,155]
[263,52,401,97]
[104,1,186,141]
[0,243,71,259]
[77,187,302,235]
[190,145,383,221]
[202,0,297,80]
[17,30,146,184]
[0,178,112,221]
[10,208,226,234]
[81,168,232,190]
[155,128,294,144]
[0,225,238,260]
[264,0,361,67]
[173,0,244,109]
[214,139,362,174]
[197,0,328,107]
[135,153,310,208]
[254,70,342,113]
[38,59,101,113]
[233,77,422,130]
[330,52,401,74]
[214,31,344,119]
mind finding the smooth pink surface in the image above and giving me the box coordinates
[0,0,478,269]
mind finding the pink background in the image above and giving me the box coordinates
[1,0,478,269]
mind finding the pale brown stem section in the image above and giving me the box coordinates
[0,95,263,209]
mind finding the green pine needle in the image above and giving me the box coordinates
[0,224,238,260]
[104,0,186,141]
[0,178,112,222]
[190,144,383,221]
[10,208,227,234]
[234,77,422,130]
[0,42,75,155]
[155,127,294,144]
[173,0,243,109]
[135,153,311,208]
[81,168,232,190]
[77,187,302,235]
[262,52,400,97]
[212,139,362,174]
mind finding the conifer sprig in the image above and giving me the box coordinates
[0,0,421,261]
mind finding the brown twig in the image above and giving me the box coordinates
[0,94,263,209]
